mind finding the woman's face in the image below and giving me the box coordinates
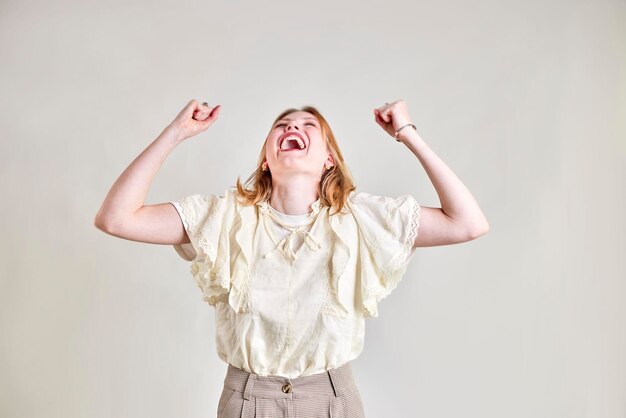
[264,111,334,180]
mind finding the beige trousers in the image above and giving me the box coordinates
[217,362,366,418]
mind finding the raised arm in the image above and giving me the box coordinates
[93,99,221,245]
[374,99,490,247]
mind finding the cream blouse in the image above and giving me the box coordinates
[169,187,420,378]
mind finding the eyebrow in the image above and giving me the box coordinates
[276,116,318,123]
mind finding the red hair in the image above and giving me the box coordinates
[235,106,356,215]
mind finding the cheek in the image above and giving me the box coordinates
[310,140,329,156]
[265,140,277,157]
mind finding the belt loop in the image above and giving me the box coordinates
[327,367,342,397]
[243,372,257,401]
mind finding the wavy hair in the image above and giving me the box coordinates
[235,106,356,215]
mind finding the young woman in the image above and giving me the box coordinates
[94,99,489,418]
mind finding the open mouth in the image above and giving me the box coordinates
[279,134,306,151]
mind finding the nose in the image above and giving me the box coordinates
[286,122,301,131]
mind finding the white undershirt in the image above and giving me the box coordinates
[267,205,312,252]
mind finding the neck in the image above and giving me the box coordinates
[269,176,319,215]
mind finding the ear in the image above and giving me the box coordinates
[326,153,335,166]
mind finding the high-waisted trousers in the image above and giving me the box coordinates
[217,362,366,418]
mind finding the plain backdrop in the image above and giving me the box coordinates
[1,0,625,417]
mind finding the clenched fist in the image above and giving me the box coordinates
[168,99,221,142]
[373,99,415,141]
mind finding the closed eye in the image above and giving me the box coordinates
[274,122,317,128]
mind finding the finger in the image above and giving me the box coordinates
[374,116,390,134]
[194,107,209,118]
[379,107,392,122]
[193,102,216,120]
[177,99,197,119]
[204,104,220,120]
[209,104,220,116]
[199,104,221,123]
[188,99,201,112]
[374,109,386,125]
[191,99,209,112]
[189,99,209,119]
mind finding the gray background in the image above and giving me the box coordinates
[1,0,625,417]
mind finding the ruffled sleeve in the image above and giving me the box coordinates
[347,191,421,318]
[169,188,237,307]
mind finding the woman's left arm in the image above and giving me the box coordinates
[374,99,490,247]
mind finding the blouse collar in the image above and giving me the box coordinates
[257,197,322,219]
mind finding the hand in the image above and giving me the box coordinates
[167,99,221,142]
[373,99,414,139]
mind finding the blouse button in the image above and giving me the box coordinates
[281,383,292,393]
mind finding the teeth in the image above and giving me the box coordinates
[280,135,305,150]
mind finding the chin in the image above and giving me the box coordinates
[273,165,319,177]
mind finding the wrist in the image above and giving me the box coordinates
[162,124,186,145]
[394,122,417,142]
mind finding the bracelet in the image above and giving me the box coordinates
[394,123,417,142]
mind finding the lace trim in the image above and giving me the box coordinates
[389,200,421,271]
[176,195,219,257]
[175,194,230,308]
[359,196,421,318]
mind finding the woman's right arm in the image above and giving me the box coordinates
[93,99,221,245]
